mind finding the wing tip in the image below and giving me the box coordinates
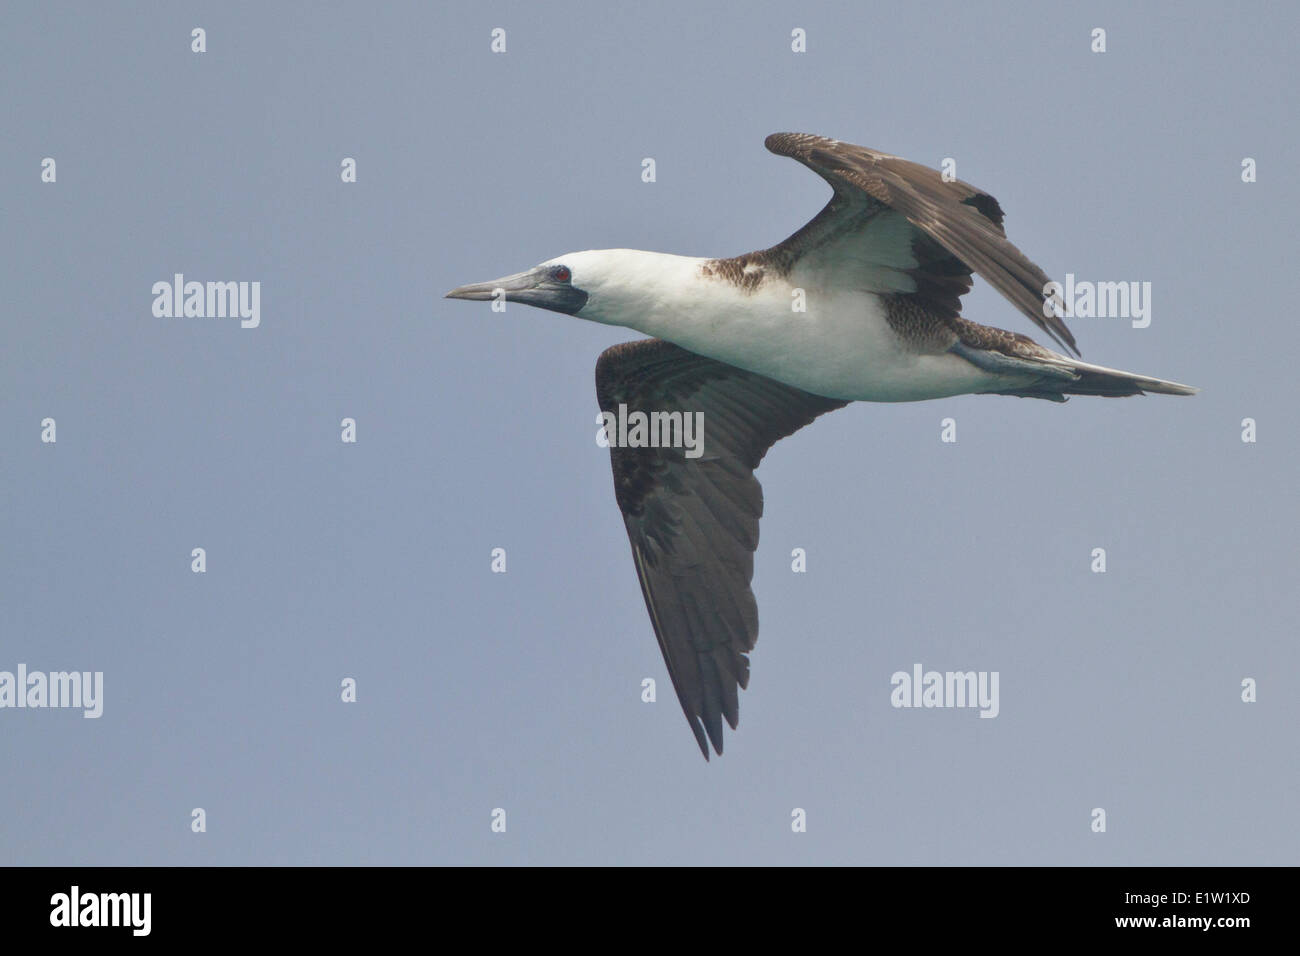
[765,131,833,156]
[764,132,794,153]
[1048,324,1082,358]
[688,717,713,761]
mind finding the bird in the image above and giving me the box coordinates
[446,133,1197,760]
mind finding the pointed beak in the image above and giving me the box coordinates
[445,266,588,315]
[445,269,541,302]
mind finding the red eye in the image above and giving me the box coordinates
[553,266,571,282]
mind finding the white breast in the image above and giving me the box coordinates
[633,273,1004,403]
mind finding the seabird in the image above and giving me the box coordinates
[447,133,1196,760]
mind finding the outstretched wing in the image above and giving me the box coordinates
[596,339,848,759]
[746,132,1078,356]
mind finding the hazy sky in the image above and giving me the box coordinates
[2,1,1296,865]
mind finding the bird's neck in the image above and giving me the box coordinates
[577,250,712,333]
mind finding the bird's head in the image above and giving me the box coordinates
[445,249,681,326]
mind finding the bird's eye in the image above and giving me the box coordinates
[551,265,571,282]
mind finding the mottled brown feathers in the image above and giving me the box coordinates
[698,133,1082,356]
[948,315,1053,360]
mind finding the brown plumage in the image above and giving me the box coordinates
[755,132,1080,356]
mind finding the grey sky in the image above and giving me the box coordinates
[2,1,1296,865]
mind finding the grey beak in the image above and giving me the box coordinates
[445,266,588,315]
[445,269,542,302]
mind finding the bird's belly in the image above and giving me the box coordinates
[651,291,1000,403]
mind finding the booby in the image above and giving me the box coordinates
[447,133,1197,760]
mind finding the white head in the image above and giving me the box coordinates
[446,249,698,328]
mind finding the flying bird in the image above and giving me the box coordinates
[447,133,1196,760]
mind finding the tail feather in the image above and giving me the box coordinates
[949,340,1198,401]
[1026,354,1198,398]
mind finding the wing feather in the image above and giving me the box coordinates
[597,339,848,758]
[758,132,1080,356]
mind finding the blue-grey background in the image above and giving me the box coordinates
[2,1,1295,865]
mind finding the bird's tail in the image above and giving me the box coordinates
[952,341,1198,402]
[1024,354,1198,400]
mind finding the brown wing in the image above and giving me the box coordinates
[753,132,1079,356]
[596,339,849,759]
